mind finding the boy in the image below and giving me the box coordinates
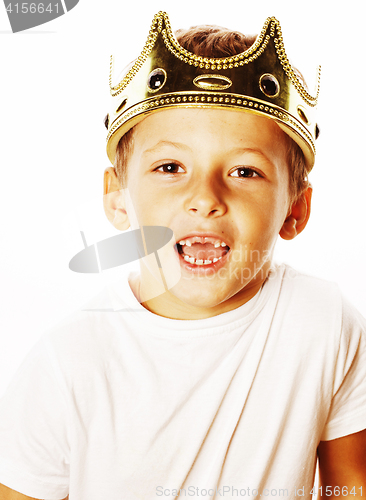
[0,11,365,500]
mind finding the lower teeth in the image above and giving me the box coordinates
[183,255,222,265]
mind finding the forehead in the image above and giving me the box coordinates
[132,108,289,164]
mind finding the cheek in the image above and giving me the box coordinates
[238,189,289,239]
[126,183,166,226]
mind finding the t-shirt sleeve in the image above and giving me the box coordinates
[320,296,366,441]
[0,338,69,499]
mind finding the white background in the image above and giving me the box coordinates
[0,0,365,397]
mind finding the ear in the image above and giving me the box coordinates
[103,167,130,231]
[279,186,312,240]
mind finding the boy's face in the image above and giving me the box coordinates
[106,108,307,319]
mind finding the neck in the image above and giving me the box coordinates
[134,260,272,320]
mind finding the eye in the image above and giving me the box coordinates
[229,167,261,178]
[155,163,184,174]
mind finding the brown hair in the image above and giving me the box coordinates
[115,127,134,189]
[115,24,309,202]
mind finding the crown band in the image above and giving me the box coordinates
[106,12,320,170]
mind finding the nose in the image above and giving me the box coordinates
[185,177,227,218]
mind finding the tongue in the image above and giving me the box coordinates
[182,242,227,260]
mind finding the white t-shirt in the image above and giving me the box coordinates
[0,264,365,500]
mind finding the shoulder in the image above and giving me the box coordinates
[39,279,141,378]
[271,264,366,346]
[279,264,366,326]
[276,263,342,320]
[279,263,341,303]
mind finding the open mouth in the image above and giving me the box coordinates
[175,236,230,267]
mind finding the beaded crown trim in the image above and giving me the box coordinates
[106,11,320,170]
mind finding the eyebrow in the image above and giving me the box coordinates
[142,140,192,156]
[230,147,270,159]
[229,147,276,169]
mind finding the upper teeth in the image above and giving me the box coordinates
[178,238,228,247]
[178,237,229,266]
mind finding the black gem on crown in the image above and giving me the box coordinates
[104,114,109,129]
[315,123,320,140]
[259,74,280,98]
[147,68,167,93]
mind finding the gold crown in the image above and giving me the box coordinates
[106,11,320,170]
